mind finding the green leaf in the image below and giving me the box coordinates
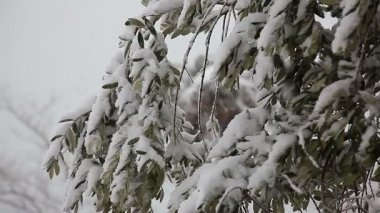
[48,167,54,179]
[372,167,380,182]
[313,190,322,201]
[319,0,336,6]
[132,58,144,62]
[262,0,271,7]
[143,17,157,36]
[137,31,144,48]
[314,4,325,18]
[54,161,60,176]
[271,95,277,106]
[274,68,286,84]
[272,198,284,213]
[308,76,326,92]
[126,18,145,28]
[195,0,202,14]
[171,29,182,39]
[162,24,176,36]
[342,172,360,185]
[272,54,283,69]
[133,79,143,91]
[374,84,380,94]
[127,137,140,145]
[50,135,63,142]
[174,77,180,88]
[102,82,118,89]
[59,119,73,123]
[72,202,79,213]
[264,76,273,90]
[158,101,163,110]
[66,128,77,151]
[154,49,166,62]
[359,91,377,105]
[169,65,181,76]
[136,150,147,155]
[156,187,164,202]
[141,0,150,6]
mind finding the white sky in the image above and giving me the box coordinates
[0,0,143,102]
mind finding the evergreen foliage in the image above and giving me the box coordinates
[44,0,380,212]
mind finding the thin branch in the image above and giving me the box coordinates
[197,2,228,143]
[243,190,273,213]
[288,193,304,213]
[209,82,220,139]
[173,2,218,144]
[215,186,242,212]
[306,188,321,213]
[0,94,50,148]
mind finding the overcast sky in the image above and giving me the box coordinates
[1,1,145,103]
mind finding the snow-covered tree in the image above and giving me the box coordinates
[0,92,62,213]
[44,0,380,212]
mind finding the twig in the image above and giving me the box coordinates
[243,190,273,213]
[197,1,228,143]
[215,186,242,212]
[173,2,218,144]
[306,188,321,213]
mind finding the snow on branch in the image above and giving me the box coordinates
[44,0,380,212]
